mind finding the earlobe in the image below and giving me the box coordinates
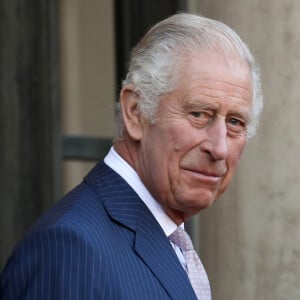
[119,84,144,141]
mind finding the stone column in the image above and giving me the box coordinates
[188,1,300,299]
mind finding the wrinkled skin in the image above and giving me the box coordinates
[116,53,253,225]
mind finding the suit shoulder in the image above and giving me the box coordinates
[27,181,111,241]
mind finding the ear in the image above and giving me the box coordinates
[119,84,144,141]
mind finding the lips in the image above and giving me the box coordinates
[181,167,227,185]
[183,167,226,178]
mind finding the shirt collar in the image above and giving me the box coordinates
[104,147,178,237]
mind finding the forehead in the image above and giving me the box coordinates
[174,53,253,110]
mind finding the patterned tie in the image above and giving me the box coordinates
[169,227,212,300]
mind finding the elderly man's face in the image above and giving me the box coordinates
[137,53,252,224]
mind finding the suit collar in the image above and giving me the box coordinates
[84,162,196,299]
[104,147,178,237]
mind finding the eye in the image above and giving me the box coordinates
[188,111,211,127]
[190,111,203,118]
[228,118,242,126]
[227,117,247,135]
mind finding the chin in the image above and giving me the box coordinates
[169,196,215,223]
[182,195,216,214]
[192,189,217,205]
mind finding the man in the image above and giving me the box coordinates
[0,13,263,299]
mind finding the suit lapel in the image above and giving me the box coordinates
[134,207,197,299]
[85,162,196,299]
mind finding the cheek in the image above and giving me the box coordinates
[221,141,245,180]
[146,123,200,184]
[225,143,246,178]
[167,129,196,170]
[170,125,200,152]
[153,124,192,161]
[143,127,179,179]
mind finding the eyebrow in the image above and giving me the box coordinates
[183,101,251,122]
[183,102,216,111]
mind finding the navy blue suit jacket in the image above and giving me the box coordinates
[0,162,197,299]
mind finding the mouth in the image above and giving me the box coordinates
[182,168,225,184]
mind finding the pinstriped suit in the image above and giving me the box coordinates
[0,162,197,299]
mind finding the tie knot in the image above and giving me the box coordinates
[169,227,194,251]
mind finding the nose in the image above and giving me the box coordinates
[201,116,229,161]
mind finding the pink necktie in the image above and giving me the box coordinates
[169,227,212,300]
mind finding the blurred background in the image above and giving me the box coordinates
[1,1,300,299]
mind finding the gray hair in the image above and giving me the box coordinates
[115,13,263,140]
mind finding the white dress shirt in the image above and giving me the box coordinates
[104,147,186,269]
